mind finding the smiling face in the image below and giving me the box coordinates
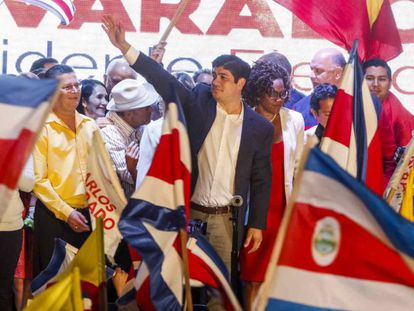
[83,84,108,119]
[364,66,391,101]
[211,66,245,104]
[54,72,80,116]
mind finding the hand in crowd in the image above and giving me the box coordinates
[95,117,111,129]
[67,210,90,233]
[101,15,130,55]
[243,228,263,254]
[126,141,139,181]
[151,41,167,64]
[112,267,128,297]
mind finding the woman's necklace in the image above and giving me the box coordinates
[269,112,279,123]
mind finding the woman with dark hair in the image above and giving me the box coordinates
[241,60,304,309]
[77,79,108,119]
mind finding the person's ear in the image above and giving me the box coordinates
[237,78,246,90]
[310,108,319,119]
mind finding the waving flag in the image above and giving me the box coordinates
[25,267,83,311]
[257,147,414,310]
[118,233,242,311]
[15,0,76,25]
[86,131,127,260]
[31,219,106,311]
[118,97,192,310]
[31,239,77,296]
[384,135,414,213]
[0,75,57,208]
[320,42,383,195]
[273,0,402,61]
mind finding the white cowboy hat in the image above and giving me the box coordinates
[107,78,160,112]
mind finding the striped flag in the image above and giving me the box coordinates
[117,233,242,311]
[273,0,402,61]
[384,135,414,212]
[320,41,384,195]
[86,131,127,260]
[257,147,414,310]
[31,219,107,311]
[25,267,83,311]
[15,0,76,25]
[0,75,58,208]
[118,97,192,310]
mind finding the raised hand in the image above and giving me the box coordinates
[150,41,167,64]
[101,14,131,54]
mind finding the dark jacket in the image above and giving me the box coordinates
[131,53,273,248]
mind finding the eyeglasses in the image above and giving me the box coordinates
[269,89,289,100]
[61,83,80,92]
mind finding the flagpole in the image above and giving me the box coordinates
[254,137,317,311]
[180,229,193,311]
[97,218,108,311]
[158,0,190,44]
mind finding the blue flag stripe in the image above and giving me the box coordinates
[305,148,414,259]
[0,76,58,108]
[267,298,342,311]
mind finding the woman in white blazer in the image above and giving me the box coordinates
[240,60,304,309]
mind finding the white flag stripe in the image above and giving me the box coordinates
[340,63,354,96]
[362,82,378,145]
[271,266,414,311]
[319,138,357,177]
[0,101,48,139]
[143,222,183,304]
[187,238,242,311]
[162,103,191,172]
[133,176,186,210]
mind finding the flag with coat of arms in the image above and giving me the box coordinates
[256,146,414,310]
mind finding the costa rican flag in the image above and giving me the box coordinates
[257,147,414,310]
[320,41,383,195]
[15,0,76,25]
[118,233,242,311]
[31,239,77,295]
[118,96,192,310]
[0,75,57,208]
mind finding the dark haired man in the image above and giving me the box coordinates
[363,58,414,181]
[29,57,59,78]
[32,64,98,276]
[306,83,338,143]
[102,15,273,282]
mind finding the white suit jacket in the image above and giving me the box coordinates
[279,107,305,200]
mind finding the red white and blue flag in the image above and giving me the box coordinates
[257,147,414,310]
[15,0,76,25]
[320,42,384,195]
[118,98,192,310]
[0,75,57,208]
[117,233,242,310]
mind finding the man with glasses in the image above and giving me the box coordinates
[294,48,346,129]
[32,64,99,276]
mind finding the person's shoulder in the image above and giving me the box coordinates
[246,106,273,131]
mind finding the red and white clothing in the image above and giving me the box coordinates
[240,108,304,281]
[379,92,414,183]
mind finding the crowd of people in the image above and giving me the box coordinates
[0,14,413,311]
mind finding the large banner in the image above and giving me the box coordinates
[0,0,413,112]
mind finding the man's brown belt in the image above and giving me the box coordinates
[190,202,232,215]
